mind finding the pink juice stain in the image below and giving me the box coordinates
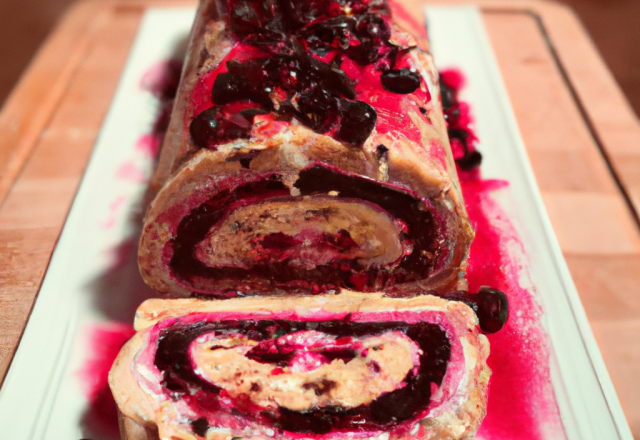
[116,160,147,183]
[136,133,162,157]
[140,59,183,99]
[452,79,565,437]
[77,323,135,435]
[134,58,184,166]
[99,196,126,230]
[463,178,563,440]
[115,67,177,186]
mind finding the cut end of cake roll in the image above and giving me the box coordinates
[110,293,490,440]
[137,0,474,298]
[139,157,472,298]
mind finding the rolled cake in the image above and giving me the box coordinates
[138,0,474,298]
[109,293,490,440]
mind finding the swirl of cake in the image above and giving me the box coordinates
[109,293,491,440]
[138,0,473,297]
[190,329,420,411]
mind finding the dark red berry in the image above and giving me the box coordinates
[456,150,483,170]
[211,65,273,108]
[230,0,285,42]
[189,106,253,149]
[380,69,421,94]
[347,14,391,65]
[443,287,509,334]
[296,88,338,132]
[303,16,358,53]
[189,107,220,149]
[335,99,377,146]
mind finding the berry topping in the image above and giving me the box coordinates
[303,16,358,54]
[443,287,509,334]
[231,0,285,42]
[335,100,377,145]
[447,128,483,171]
[296,88,338,132]
[201,51,381,147]
[211,60,274,108]
[347,14,391,65]
[192,0,427,149]
[189,107,251,148]
[380,68,421,94]
[439,73,482,170]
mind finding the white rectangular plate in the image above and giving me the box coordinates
[0,6,632,440]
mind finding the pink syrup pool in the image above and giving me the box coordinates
[448,65,566,438]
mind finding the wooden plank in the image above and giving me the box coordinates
[0,0,105,205]
[0,1,144,383]
[534,2,640,217]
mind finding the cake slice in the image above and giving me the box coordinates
[110,293,491,440]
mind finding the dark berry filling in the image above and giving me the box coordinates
[168,164,448,295]
[443,287,509,334]
[189,0,428,149]
[155,318,451,434]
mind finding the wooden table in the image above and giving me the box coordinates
[1,0,639,436]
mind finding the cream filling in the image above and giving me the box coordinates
[190,330,418,412]
[194,197,404,270]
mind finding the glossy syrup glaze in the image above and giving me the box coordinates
[188,0,432,149]
[79,323,136,436]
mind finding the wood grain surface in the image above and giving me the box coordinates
[0,0,639,437]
